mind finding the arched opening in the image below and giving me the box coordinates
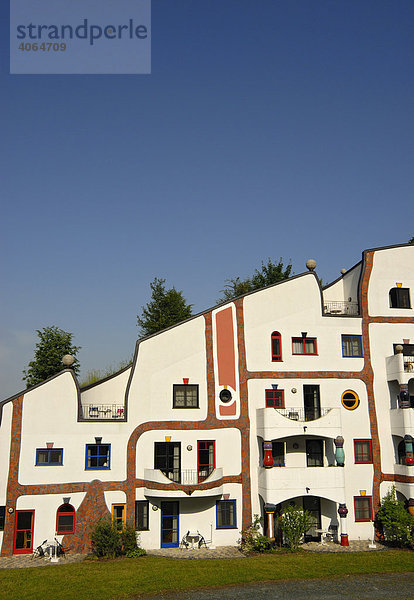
[56,504,75,534]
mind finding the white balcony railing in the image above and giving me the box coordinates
[274,407,332,422]
[404,356,414,372]
[80,404,125,420]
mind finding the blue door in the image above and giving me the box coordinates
[161,501,179,548]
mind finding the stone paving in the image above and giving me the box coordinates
[0,540,389,569]
[0,553,86,569]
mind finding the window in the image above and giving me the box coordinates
[303,385,321,420]
[397,440,406,465]
[265,389,284,408]
[135,501,149,531]
[342,335,363,358]
[354,496,372,521]
[292,337,317,355]
[341,390,360,410]
[306,439,324,467]
[197,441,215,482]
[112,504,126,530]
[85,443,111,469]
[35,448,63,466]
[354,440,372,464]
[389,287,411,309]
[56,504,75,534]
[216,500,236,528]
[271,441,285,467]
[271,331,282,361]
[173,384,199,408]
[154,442,181,483]
[0,506,5,531]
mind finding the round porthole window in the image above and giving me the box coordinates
[219,389,232,403]
[341,390,360,410]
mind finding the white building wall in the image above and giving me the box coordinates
[368,246,414,317]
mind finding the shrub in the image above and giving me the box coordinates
[239,514,272,553]
[91,519,122,558]
[376,486,414,548]
[91,519,146,559]
[278,505,314,551]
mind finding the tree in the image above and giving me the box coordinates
[376,486,414,547]
[408,236,414,244]
[219,258,293,302]
[137,278,193,337]
[23,326,81,388]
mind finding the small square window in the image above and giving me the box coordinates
[85,444,111,469]
[36,448,63,466]
[354,440,372,464]
[342,335,363,358]
[265,389,284,408]
[135,500,149,531]
[389,288,411,309]
[354,496,372,521]
[292,337,317,355]
[0,506,5,531]
[173,384,199,408]
[216,500,236,528]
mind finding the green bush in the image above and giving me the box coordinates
[91,519,146,559]
[278,505,314,551]
[376,486,414,548]
[91,519,122,558]
[239,515,273,553]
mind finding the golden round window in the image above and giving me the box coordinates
[341,390,360,410]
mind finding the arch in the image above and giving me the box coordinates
[56,503,75,535]
[271,331,282,361]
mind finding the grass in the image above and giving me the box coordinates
[0,550,413,600]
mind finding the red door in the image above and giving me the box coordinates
[14,510,35,554]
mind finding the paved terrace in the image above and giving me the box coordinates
[0,540,390,569]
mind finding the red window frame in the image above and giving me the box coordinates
[354,496,373,522]
[271,332,282,361]
[292,337,318,355]
[197,441,215,483]
[265,389,285,408]
[56,504,75,534]
[354,439,373,464]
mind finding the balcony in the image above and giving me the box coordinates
[256,407,341,439]
[79,404,125,420]
[386,354,414,385]
[390,407,414,436]
[258,466,345,504]
[323,301,359,316]
[143,467,224,498]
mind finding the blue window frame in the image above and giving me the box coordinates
[216,500,237,529]
[341,335,363,357]
[35,448,63,466]
[85,444,111,469]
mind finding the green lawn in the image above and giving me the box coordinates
[0,551,412,600]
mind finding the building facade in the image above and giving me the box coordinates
[1,243,413,555]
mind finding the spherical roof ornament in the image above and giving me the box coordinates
[341,268,347,274]
[306,259,317,271]
[62,354,75,367]
[395,345,404,354]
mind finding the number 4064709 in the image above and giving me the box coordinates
[18,42,66,51]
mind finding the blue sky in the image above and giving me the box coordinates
[1,0,413,399]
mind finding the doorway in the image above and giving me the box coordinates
[13,510,35,554]
[302,496,321,542]
[161,501,179,548]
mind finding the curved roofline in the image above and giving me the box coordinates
[322,260,362,291]
[79,363,132,392]
[0,368,81,425]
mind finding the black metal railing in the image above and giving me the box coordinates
[274,407,332,422]
[323,301,359,316]
[80,404,125,419]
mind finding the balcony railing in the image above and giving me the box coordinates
[323,301,359,316]
[80,404,125,420]
[274,407,332,422]
[157,468,214,484]
[403,356,414,372]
